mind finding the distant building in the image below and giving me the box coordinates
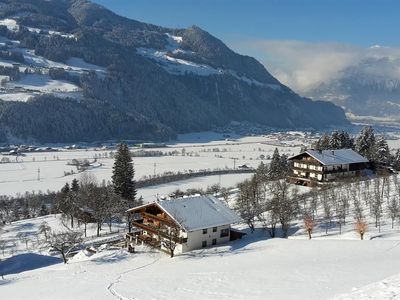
[288,149,369,185]
[126,195,243,254]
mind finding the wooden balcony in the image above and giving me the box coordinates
[132,221,159,235]
[293,166,324,174]
[131,221,186,244]
[137,234,161,248]
[142,212,176,227]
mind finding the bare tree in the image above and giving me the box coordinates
[371,177,383,230]
[269,181,299,238]
[304,215,314,239]
[47,230,83,263]
[235,178,264,233]
[321,187,333,235]
[38,221,51,242]
[0,239,7,256]
[16,232,30,250]
[362,179,371,207]
[262,198,279,238]
[335,187,349,234]
[355,219,368,240]
[309,187,319,220]
[383,175,391,206]
[388,197,399,229]
[159,220,183,258]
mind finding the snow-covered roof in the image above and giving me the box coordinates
[159,195,242,231]
[129,195,241,232]
[290,149,369,166]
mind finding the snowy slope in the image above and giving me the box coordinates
[137,34,277,89]
[8,74,79,93]
[0,18,106,102]
[334,272,400,299]
[2,233,400,300]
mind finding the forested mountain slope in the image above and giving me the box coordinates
[0,0,349,143]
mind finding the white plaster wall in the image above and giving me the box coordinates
[181,224,231,253]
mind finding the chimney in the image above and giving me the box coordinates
[331,150,335,155]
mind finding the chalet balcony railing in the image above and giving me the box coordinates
[293,166,351,174]
[293,166,323,174]
[142,212,176,227]
[131,221,186,244]
[137,234,161,248]
[132,221,160,235]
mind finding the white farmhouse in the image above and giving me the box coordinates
[126,195,243,255]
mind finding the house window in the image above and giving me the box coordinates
[212,239,217,245]
[202,241,207,247]
[220,228,229,237]
[202,228,207,234]
[213,227,217,232]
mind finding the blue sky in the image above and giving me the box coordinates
[92,0,398,47]
[91,0,400,92]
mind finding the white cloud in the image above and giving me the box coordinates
[235,39,400,93]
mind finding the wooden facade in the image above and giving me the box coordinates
[289,150,369,186]
[126,203,187,251]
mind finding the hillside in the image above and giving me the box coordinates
[2,215,400,300]
[0,0,349,143]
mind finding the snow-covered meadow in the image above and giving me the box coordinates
[0,132,303,201]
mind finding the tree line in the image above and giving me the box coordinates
[312,126,397,167]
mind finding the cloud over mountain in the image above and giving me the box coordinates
[245,39,400,94]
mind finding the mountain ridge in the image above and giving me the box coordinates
[0,0,349,143]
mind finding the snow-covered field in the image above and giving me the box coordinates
[2,223,400,300]
[0,132,302,199]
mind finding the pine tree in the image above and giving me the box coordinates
[338,130,354,149]
[374,136,391,165]
[255,161,269,182]
[57,183,76,228]
[112,143,137,202]
[280,153,290,177]
[314,133,330,150]
[112,143,138,232]
[393,149,400,170]
[329,131,341,149]
[269,148,282,180]
[71,179,79,193]
[356,126,376,160]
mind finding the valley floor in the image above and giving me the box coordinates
[2,230,400,300]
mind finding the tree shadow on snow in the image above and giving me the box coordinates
[10,222,35,232]
[0,253,62,277]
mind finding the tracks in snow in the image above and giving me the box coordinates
[107,253,161,300]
